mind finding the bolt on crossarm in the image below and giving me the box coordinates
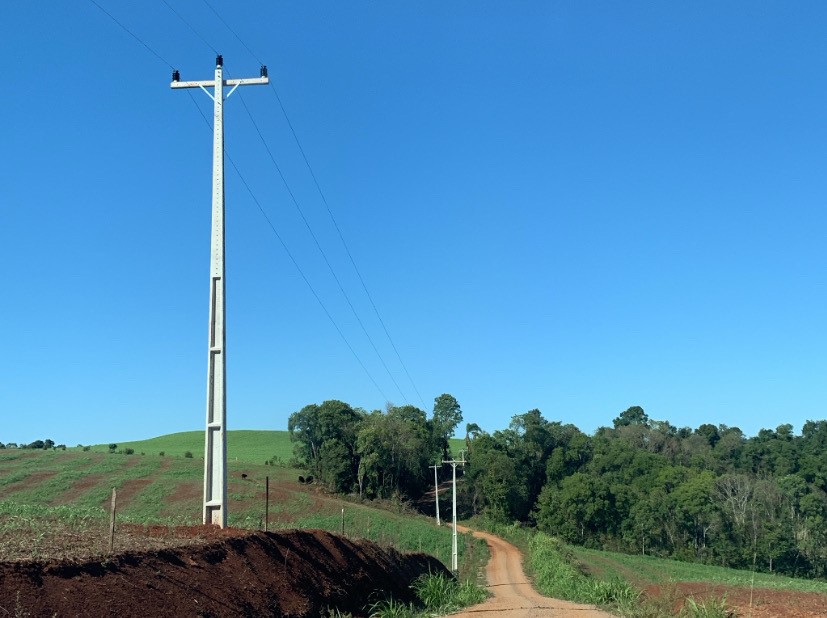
[442,451,466,573]
[170,56,268,528]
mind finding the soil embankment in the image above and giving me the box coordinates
[0,528,448,617]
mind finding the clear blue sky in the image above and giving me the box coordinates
[2,2,826,446]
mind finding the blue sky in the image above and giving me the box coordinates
[2,2,826,446]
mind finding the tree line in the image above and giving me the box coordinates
[464,406,827,579]
[288,394,462,500]
[290,400,827,580]
[0,439,65,450]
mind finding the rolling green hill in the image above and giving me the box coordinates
[81,430,294,464]
[81,432,467,465]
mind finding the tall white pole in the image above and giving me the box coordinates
[443,452,465,573]
[204,58,227,528]
[171,56,268,527]
[451,462,457,571]
[429,463,441,526]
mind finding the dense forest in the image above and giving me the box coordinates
[290,398,827,580]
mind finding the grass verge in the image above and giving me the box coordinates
[368,572,488,617]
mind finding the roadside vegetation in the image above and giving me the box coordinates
[476,518,827,617]
[368,572,487,617]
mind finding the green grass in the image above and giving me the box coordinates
[368,572,488,617]
[78,431,462,464]
[0,444,488,576]
[79,430,295,464]
[448,438,465,457]
[526,533,640,613]
[573,546,827,594]
[279,498,488,581]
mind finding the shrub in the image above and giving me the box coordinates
[159,451,165,457]
[123,448,135,455]
[184,451,193,458]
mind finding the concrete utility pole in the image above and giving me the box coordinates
[443,452,466,572]
[171,56,268,527]
[429,463,441,526]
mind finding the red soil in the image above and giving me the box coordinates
[2,471,58,496]
[0,528,448,617]
[646,582,827,618]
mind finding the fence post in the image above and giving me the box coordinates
[265,476,269,532]
[109,487,117,553]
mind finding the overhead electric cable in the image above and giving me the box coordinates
[160,0,219,55]
[235,91,409,403]
[165,0,408,402]
[202,0,430,411]
[87,0,174,69]
[89,0,391,403]
[186,92,391,403]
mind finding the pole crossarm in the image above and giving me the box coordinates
[170,55,267,528]
[170,76,269,89]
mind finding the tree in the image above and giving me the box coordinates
[465,433,528,521]
[535,472,614,544]
[613,405,649,429]
[288,400,363,491]
[464,422,482,455]
[431,394,463,457]
[355,404,436,499]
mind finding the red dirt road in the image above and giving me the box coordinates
[451,528,615,617]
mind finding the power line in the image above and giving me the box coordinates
[87,0,174,69]
[166,0,409,403]
[202,0,430,411]
[160,0,219,55]
[185,92,391,403]
[89,0,391,403]
[235,91,409,403]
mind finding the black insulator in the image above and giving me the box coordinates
[172,69,180,82]
[260,65,268,78]
[216,54,223,67]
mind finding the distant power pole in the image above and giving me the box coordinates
[429,463,441,526]
[170,56,268,527]
[442,452,466,572]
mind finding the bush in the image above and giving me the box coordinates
[108,444,117,452]
[82,445,91,452]
[159,451,165,457]
[184,451,193,458]
[123,448,135,455]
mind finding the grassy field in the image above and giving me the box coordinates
[79,429,294,464]
[80,432,466,465]
[0,437,486,580]
[573,545,827,594]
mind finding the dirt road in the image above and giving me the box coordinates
[450,528,615,617]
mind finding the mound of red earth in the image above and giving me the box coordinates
[0,528,450,617]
